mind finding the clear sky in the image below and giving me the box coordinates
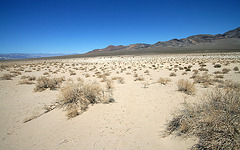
[0,0,240,54]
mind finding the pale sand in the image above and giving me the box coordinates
[0,53,239,149]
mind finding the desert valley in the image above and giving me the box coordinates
[0,51,240,149]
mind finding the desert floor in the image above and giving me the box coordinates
[0,52,239,150]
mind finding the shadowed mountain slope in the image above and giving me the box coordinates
[88,27,240,54]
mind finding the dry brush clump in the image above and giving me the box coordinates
[19,75,36,84]
[214,64,222,68]
[165,82,240,149]
[177,79,196,95]
[233,66,239,71]
[57,82,113,119]
[169,72,177,77]
[34,76,65,92]
[191,73,213,87]
[112,76,125,84]
[105,79,114,90]
[134,76,145,81]
[158,77,171,85]
[0,73,15,80]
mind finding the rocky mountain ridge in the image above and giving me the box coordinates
[88,27,240,53]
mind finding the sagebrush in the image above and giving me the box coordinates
[166,81,240,149]
[58,82,113,118]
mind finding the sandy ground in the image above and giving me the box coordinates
[0,53,240,150]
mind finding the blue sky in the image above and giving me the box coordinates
[0,0,240,54]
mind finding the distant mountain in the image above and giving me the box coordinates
[87,27,240,53]
[0,53,74,60]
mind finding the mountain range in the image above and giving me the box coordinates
[88,27,240,53]
[1,27,240,60]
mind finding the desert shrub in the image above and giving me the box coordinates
[215,75,224,79]
[85,73,90,78]
[177,79,196,95]
[29,76,36,81]
[25,70,32,72]
[106,79,114,90]
[198,67,208,72]
[144,70,150,74]
[179,66,184,70]
[223,80,240,90]
[34,76,65,92]
[100,76,107,82]
[113,77,125,84]
[233,66,239,71]
[58,82,113,118]
[182,72,187,75]
[158,77,171,85]
[165,83,240,149]
[43,72,49,75]
[0,64,7,70]
[169,72,177,77]
[69,70,76,76]
[199,63,206,67]
[0,73,14,80]
[214,71,223,74]
[192,73,212,85]
[133,73,138,78]
[66,105,79,118]
[21,75,28,79]
[134,76,145,81]
[222,68,231,74]
[10,71,22,75]
[21,75,36,81]
[214,64,221,68]
[192,70,198,74]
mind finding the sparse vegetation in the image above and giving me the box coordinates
[169,72,177,77]
[214,64,222,68]
[112,76,125,84]
[157,77,171,85]
[0,73,14,80]
[134,76,145,81]
[34,76,65,92]
[58,82,113,118]
[222,68,231,74]
[233,66,239,71]
[106,79,114,90]
[165,82,240,149]
[177,79,196,95]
